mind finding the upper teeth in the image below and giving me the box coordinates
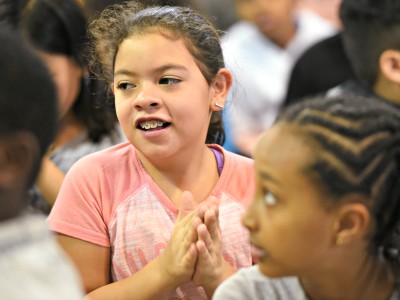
[140,121,165,130]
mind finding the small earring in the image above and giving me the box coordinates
[215,102,224,108]
[336,236,344,246]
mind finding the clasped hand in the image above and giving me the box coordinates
[158,191,231,294]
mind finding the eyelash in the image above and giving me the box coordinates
[159,77,181,85]
[116,77,181,90]
[117,82,134,90]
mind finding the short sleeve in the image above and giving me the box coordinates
[47,154,112,247]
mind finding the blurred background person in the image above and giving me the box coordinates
[283,31,355,107]
[285,0,400,118]
[283,0,357,107]
[15,0,125,214]
[0,27,84,299]
[327,0,400,110]
[222,0,337,156]
[190,0,238,31]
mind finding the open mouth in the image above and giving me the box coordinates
[137,120,170,131]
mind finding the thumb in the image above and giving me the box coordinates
[177,191,195,221]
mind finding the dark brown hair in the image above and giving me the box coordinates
[89,1,226,144]
[19,0,118,142]
[278,95,400,279]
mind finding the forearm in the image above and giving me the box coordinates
[87,257,179,300]
[36,156,65,206]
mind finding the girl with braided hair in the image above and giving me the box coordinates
[214,95,400,300]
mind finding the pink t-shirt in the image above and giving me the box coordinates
[48,142,255,299]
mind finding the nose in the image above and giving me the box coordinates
[132,90,161,110]
[241,200,258,232]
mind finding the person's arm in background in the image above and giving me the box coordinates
[36,156,65,206]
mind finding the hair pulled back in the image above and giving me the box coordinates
[89,1,226,144]
[278,96,400,279]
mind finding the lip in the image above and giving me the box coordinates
[250,243,266,262]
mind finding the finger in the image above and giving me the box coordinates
[179,242,198,279]
[171,210,200,252]
[204,207,221,241]
[183,216,202,246]
[177,191,196,221]
[197,223,214,251]
[196,239,209,257]
[204,207,216,226]
[205,195,219,208]
[197,196,218,221]
[187,242,198,264]
[176,208,199,230]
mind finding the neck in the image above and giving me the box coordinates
[301,255,395,300]
[373,74,400,106]
[137,145,220,207]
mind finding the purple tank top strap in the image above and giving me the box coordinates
[210,147,224,175]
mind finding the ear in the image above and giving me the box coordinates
[379,49,400,84]
[209,68,233,111]
[332,199,371,247]
[0,132,39,189]
[111,83,115,95]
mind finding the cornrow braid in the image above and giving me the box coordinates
[277,96,400,276]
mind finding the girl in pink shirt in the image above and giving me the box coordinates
[48,2,254,299]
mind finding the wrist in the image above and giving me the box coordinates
[201,260,236,298]
[153,254,182,291]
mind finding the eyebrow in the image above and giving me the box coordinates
[258,170,282,186]
[114,64,188,77]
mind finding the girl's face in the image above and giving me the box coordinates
[243,123,338,278]
[38,52,82,118]
[112,32,221,160]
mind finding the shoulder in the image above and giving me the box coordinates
[326,80,372,98]
[211,143,254,169]
[210,145,255,206]
[62,141,139,192]
[220,146,255,180]
[0,214,85,299]
[214,265,304,300]
[299,33,343,60]
[62,141,149,198]
[223,147,254,167]
[70,141,134,171]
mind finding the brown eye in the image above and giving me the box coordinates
[159,77,180,85]
[117,82,134,90]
